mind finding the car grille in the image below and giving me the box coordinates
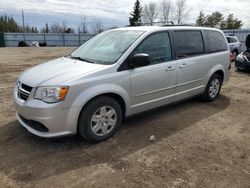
[18,83,32,101]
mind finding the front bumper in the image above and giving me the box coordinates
[237,61,250,70]
[13,87,79,138]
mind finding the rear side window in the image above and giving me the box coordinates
[204,30,228,53]
[173,30,204,58]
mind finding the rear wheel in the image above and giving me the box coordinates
[78,96,122,143]
[201,73,222,102]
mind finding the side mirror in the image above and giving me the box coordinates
[129,54,150,68]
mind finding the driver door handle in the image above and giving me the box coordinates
[165,66,176,71]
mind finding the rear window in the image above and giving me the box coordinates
[231,37,238,43]
[227,37,237,43]
[173,30,204,58]
[204,30,228,53]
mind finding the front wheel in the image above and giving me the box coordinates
[78,96,122,143]
[201,73,222,102]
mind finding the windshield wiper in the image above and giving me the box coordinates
[69,55,95,64]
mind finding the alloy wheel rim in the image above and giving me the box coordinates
[209,78,220,98]
[90,106,117,136]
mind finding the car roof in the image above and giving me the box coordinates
[113,25,221,32]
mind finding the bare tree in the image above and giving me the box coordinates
[50,23,63,33]
[160,0,172,24]
[50,21,74,33]
[175,0,190,24]
[92,19,104,34]
[142,2,158,25]
[80,15,88,34]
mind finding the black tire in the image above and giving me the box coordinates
[201,73,222,102]
[78,96,122,143]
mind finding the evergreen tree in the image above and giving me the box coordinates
[196,11,206,26]
[224,14,243,29]
[195,11,243,29]
[0,14,20,32]
[129,0,143,26]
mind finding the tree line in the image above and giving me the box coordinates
[129,0,191,26]
[0,14,105,34]
[196,11,243,29]
[0,15,39,33]
[0,1,244,34]
[129,0,243,29]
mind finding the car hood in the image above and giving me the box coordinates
[19,57,105,87]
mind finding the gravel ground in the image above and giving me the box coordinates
[0,47,249,188]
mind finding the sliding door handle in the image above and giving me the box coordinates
[165,66,176,71]
[179,63,188,69]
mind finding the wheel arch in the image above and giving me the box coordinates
[76,92,127,135]
[214,70,224,82]
[206,65,225,86]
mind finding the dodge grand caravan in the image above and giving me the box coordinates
[13,26,231,142]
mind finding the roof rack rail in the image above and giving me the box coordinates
[161,24,197,27]
[141,21,174,26]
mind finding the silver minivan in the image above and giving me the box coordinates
[13,26,231,142]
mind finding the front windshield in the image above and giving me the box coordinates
[70,30,145,65]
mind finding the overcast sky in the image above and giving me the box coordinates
[0,0,249,31]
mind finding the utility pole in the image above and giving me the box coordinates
[22,10,25,41]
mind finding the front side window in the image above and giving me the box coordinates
[204,30,228,53]
[133,32,172,65]
[70,30,144,65]
[173,30,205,58]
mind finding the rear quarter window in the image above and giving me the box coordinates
[204,30,228,53]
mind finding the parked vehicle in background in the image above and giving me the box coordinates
[13,26,231,143]
[226,36,241,60]
[31,41,48,47]
[235,34,250,71]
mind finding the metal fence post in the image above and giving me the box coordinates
[0,33,5,47]
[62,33,65,46]
[44,33,46,43]
[79,33,81,46]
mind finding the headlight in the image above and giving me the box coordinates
[34,86,69,103]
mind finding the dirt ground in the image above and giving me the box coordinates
[0,47,249,188]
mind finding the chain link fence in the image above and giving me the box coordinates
[2,33,94,47]
[223,29,250,51]
[1,29,250,49]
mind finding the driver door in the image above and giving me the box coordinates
[130,31,177,113]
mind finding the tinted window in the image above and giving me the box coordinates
[204,30,228,53]
[173,30,204,58]
[133,32,172,65]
